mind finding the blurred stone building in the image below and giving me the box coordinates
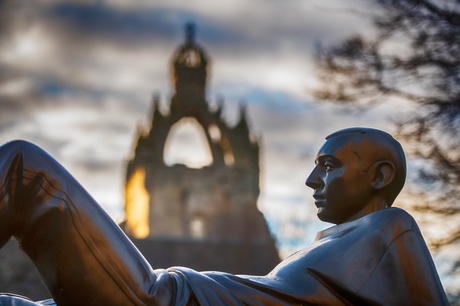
[123,24,279,274]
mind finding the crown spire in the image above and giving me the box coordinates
[185,22,195,44]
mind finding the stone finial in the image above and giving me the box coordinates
[185,22,195,44]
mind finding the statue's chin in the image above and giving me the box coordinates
[316,209,329,222]
[317,209,339,225]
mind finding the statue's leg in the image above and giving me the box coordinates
[0,141,175,306]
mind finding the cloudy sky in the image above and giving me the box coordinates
[1,0,448,265]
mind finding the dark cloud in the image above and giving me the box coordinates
[0,1,42,39]
[45,3,242,48]
[35,1,368,64]
[49,3,178,42]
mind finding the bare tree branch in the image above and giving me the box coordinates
[312,0,460,297]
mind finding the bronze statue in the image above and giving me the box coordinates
[0,127,449,305]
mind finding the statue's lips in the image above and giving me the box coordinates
[313,194,326,207]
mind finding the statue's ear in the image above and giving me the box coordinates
[371,161,395,191]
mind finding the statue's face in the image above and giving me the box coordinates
[305,135,374,224]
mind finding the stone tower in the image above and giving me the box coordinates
[124,24,279,274]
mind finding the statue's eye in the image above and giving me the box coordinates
[324,161,335,172]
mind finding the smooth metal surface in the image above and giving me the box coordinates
[0,128,448,305]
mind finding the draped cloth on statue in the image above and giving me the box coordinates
[167,207,448,305]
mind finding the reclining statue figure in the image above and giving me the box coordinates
[0,127,449,305]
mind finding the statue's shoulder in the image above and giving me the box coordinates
[371,207,420,235]
[378,206,411,217]
[379,207,415,221]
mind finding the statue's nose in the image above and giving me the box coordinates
[305,169,322,189]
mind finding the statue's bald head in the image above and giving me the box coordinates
[326,127,407,205]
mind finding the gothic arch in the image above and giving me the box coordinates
[163,117,213,168]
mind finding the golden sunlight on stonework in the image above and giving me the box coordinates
[125,167,150,238]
